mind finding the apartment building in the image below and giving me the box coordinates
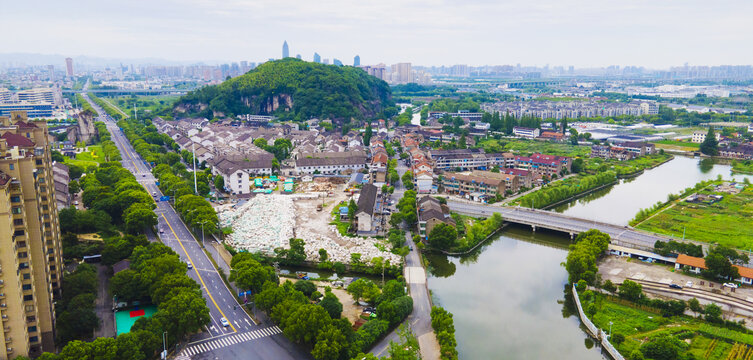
[691,130,721,143]
[512,127,540,139]
[294,151,367,175]
[0,111,63,358]
[441,170,515,200]
[514,153,571,177]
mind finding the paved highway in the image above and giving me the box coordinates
[81,94,308,359]
[447,199,679,251]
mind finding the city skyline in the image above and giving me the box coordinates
[4,0,753,68]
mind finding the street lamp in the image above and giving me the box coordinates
[198,220,210,248]
[161,331,167,359]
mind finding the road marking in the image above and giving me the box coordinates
[161,213,237,333]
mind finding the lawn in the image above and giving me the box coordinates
[637,183,753,248]
[653,139,701,152]
[64,145,107,168]
[104,95,179,117]
[477,138,590,158]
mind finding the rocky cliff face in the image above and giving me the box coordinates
[69,110,96,144]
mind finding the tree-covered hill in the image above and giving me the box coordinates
[174,58,393,123]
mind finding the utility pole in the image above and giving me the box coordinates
[192,143,198,194]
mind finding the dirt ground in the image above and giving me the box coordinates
[294,181,355,248]
[285,278,363,324]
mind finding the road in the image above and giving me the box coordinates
[370,158,439,359]
[81,93,308,359]
[446,199,680,251]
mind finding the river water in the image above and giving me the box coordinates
[426,156,753,359]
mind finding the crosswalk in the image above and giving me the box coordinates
[180,326,283,357]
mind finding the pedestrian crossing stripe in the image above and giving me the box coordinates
[181,326,282,357]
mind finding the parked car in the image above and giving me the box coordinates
[686,281,693,288]
[220,317,229,327]
[723,283,738,289]
[669,284,682,289]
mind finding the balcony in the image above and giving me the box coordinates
[0,293,5,299]
[1,315,8,322]
[4,337,9,343]
[6,347,11,353]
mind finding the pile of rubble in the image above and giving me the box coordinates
[218,194,400,265]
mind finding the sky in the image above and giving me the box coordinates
[3,0,753,68]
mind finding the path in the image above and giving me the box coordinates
[93,264,116,339]
[98,96,130,119]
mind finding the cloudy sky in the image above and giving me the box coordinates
[4,0,752,68]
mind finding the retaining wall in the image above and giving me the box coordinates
[571,284,625,360]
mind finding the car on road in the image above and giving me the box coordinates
[723,283,738,289]
[152,191,157,196]
[220,317,229,327]
[159,229,164,234]
[187,263,193,270]
[669,284,682,289]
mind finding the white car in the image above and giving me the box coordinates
[187,263,193,270]
[220,317,230,327]
[686,281,693,288]
[723,283,738,289]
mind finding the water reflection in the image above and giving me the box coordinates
[699,158,715,173]
[427,228,605,360]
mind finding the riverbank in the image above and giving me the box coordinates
[513,171,617,209]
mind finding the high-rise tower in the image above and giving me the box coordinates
[282,41,289,58]
[313,53,321,63]
[354,55,360,67]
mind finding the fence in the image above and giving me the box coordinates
[571,284,625,360]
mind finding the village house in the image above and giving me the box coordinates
[417,196,455,240]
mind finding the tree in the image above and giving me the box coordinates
[602,280,617,293]
[688,298,702,316]
[618,280,643,301]
[561,118,568,134]
[282,304,331,345]
[363,125,373,147]
[286,238,307,265]
[700,127,719,156]
[311,324,346,360]
[703,252,739,280]
[704,303,723,323]
[640,334,683,360]
[229,257,276,293]
[318,248,328,262]
[156,289,211,337]
[347,199,357,221]
[294,280,317,297]
[402,171,414,191]
[214,175,225,191]
[110,269,146,303]
[124,203,158,234]
[347,278,380,304]
[428,223,458,250]
[319,291,343,319]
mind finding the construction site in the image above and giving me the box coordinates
[217,178,401,265]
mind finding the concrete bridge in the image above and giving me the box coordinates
[447,199,677,251]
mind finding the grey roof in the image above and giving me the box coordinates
[418,196,455,224]
[296,152,367,167]
[357,184,378,216]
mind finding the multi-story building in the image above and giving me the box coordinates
[691,130,721,143]
[65,58,73,77]
[0,90,11,104]
[417,196,455,240]
[512,126,540,139]
[441,170,514,200]
[0,104,53,118]
[16,89,54,105]
[0,111,63,358]
[294,151,367,175]
[515,153,571,177]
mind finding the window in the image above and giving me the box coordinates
[10,196,20,203]
[29,336,38,343]
[24,305,34,312]
[14,230,24,236]
[11,207,21,214]
[41,196,46,202]
[19,262,29,270]
[23,295,33,301]
[35,160,42,165]
[22,284,31,291]
[17,241,26,248]
[13,219,22,226]
[8,164,13,170]
[27,326,36,333]
[26,316,35,323]
[22,273,30,280]
[18,252,27,259]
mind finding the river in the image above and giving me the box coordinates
[426,156,753,359]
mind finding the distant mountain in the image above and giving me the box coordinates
[0,52,216,68]
[174,58,393,123]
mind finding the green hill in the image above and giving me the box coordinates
[174,58,394,123]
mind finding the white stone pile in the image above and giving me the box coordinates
[218,195,295,254]
[218,194,401,265]
[298,226,401,265]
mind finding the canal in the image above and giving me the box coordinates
[426,156,753,359]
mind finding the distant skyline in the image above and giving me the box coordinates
[4,0,753,68]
